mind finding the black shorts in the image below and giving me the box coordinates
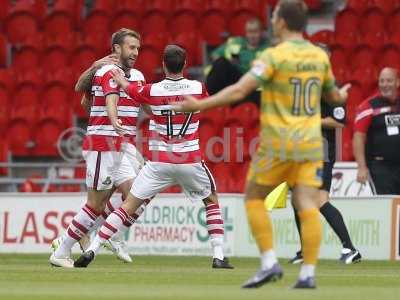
[321,161,334,192]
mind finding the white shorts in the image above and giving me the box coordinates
[131,161,216,202]
[83,143,144,190]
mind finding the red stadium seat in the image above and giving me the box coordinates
[351,46,376,71]
[360,8,386,35]
[0,34,7,67]
[51,0,84,23]
[13,83,39,107]
[330,46,348,68]
[202,0,231,15]
[244,120,260,158]
[341,125,354,161]
[228,102,259,129]
[80,32,109,57]
[10,103,38,125]
[229,10,259,36]
[334,30,361,50]
[71,45,98,73]
[40,82,69,106]
[200,11,227,46]
[0,68,14,91]
[74,166,86,179]
[233,0,261,16]
[212,164,230,192]
[42,46,69,73]
[12,0,46,20]
[334,9,359,35]
[143,33,169,52]
[6,119,33,156]
[309,30,334,47]
[201,106,229,130]
[173,0,202,14]
[170,11,198,37]
[368,0,400,14]
[0,87,9,131]
[82,11,110,37]
[350,66,379,92]
[44,31,77,49]
[38,103,72,128]
[115,0,142,14]
[19,175,44,192]
[223,120,245,164]
[0,0,10,23]
[44,12,75,36]
[389,8,400,34]
[12,45,40,70]
[378,45,400,70]
[144,0,172,15]
[44,69,74,89]
[135,46,161,82]
[346,0,369,14]
[305,0,322,10]
[33,120,64,156]
[172,32,202,66]
[89,0,114,15]
[4,11,39,43]
[361,31,389,50]
[199,120,219,155]
[331,64,349,85]
[346,82,364,121]
[15,69,41,91]
[140,12,168,36]
[110,12,140,34]
[0,140,9,176]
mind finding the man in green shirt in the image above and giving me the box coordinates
[206,18,269,105]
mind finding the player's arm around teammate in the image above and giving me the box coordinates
[75,54,119,93]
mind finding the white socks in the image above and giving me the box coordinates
[299,264,315,280]
[261,249,278,270]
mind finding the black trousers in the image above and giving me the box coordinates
[321,161,334,192]
[368,160,400,195]
[206,57,260,106]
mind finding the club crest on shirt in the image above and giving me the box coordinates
[102,176,112,185]
[109,78,117,89]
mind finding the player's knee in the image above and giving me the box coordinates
[203,193,218,205]
[318,190,329,208]
[121,194,145,215]
[117,179,134,199]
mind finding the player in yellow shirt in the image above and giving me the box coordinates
[173,0,350,289]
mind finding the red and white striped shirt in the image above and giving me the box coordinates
[127,78,208,163]
[82,64,145,151]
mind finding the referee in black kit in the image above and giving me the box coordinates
[290,100,361,264]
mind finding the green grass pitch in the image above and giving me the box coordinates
[0,254,399,300]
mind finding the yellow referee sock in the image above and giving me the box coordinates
[298,208,322,265]
[245,200,273,252]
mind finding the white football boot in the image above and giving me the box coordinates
[103,235,132,263]
[49,237,74,268]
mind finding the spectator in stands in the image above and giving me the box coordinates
[205,18,269,106]
[353,67,400,195]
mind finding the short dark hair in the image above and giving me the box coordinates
[111,28,141,52]
[277,0,308,32]
[163,44,186,73]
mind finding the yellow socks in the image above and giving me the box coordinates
[245,200,273,252]
[298,208,322,265]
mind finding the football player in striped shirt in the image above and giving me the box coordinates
[74,44,234,270]
[50,29,148,267]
